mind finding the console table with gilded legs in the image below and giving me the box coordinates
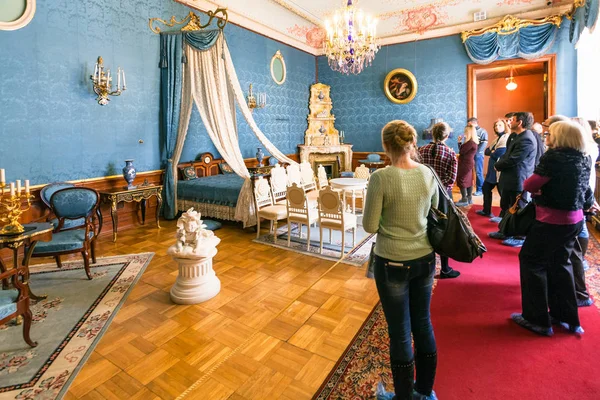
[98,185,162,242]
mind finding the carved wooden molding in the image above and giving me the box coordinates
[0,0,36,31]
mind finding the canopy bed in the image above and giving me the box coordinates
[176,153,245,222]
[153,10,298,227]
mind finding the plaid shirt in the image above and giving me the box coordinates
[418,142,458,190]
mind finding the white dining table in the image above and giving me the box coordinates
[329,178,368,214]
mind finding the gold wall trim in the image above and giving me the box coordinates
[149,9,228,34]
[461,14,563,42]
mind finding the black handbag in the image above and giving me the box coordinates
[426,167,487,263]
[498,193,536,237]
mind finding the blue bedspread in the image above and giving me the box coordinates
[177,174,244,207]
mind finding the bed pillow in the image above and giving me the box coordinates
[219,162,235,174]
[182,166,197,180]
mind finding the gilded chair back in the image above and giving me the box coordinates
[317,165,329,190]
[270,164,288,203]
[286,164,302,187]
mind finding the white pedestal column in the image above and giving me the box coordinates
[168,237,221,304]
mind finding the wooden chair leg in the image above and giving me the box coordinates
[256,217,261,239]
[82,250,93,280]
[273,221,278,243]
[23,309,38,347]
[353,227,356,247]
[287,219,291,247]
[306,222,311,251]
[91,240,97,264]
[55,256,63,269]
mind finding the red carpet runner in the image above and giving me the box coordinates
[315,208,600,400]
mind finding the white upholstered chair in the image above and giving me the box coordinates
[254,177,287,240]
[286,183,318,250]
[343,164,370,212]
[270,164,288,205]
[286,164,302,187]
[318,186,357,258]
[317,165,329,190]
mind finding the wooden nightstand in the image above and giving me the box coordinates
[98,185,162,242]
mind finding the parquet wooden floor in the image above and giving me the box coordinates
[31,219,379,399]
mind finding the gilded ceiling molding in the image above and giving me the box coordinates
[461,14,563,42]
[0,0,36,31]
[149,9,228,34]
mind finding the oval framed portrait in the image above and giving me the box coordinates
[384,68,418,104]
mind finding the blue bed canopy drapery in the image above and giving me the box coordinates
[461,0,599,64]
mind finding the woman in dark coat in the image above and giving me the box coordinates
[455,125,479,206]
[512,121,594,336]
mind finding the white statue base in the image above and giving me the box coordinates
[168,208,222,304]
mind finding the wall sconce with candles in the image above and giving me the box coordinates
[90,56,126,105]
[0,168,32,235]
[246,84,266,112]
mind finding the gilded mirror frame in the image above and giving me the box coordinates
[0,0,36,31]
[270,50,286,85]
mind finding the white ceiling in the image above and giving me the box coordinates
[178,0,574,54]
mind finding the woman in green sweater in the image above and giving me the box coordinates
[364,120,439,400]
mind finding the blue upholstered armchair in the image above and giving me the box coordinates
[29,187,100,280]
[38,183,102,269]
[0,266,37,347]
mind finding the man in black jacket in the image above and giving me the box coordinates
[488,112,538,246]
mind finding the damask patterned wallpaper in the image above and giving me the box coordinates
[179,24,315,163]
[317,21,577,152]
[0,0,314,185]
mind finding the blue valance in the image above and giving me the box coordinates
[464,21,559,65]
[159,30,221,68]
[570,0,599,45]
[184,30,221,50]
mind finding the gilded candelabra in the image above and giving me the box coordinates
[247,84,266,112]
[0,171,31,235]
[90,56,126,106]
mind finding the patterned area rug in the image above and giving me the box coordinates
[0,253,153,400]
[313,227,600,400]
[253,219,376,266]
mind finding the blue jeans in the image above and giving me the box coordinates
[578,222,589,239]
[474,153,484,192]
[374,252,437,364]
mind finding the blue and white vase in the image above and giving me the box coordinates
[123,159,137,189]
[255,147,265,167]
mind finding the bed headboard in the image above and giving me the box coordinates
[178,153,223,179]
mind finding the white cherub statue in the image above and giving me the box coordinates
[173,208,216,256]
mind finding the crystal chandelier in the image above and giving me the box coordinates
[324,0,379,75]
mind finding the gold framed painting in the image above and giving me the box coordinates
[384,68,418,104]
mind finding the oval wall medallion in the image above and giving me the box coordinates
[0,0,36,31]
[270,50,286,85]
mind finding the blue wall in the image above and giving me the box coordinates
[179,24,315,163]
[317,20,577,152]
[0,0,315,185]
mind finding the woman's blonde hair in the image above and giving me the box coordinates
[549,121,586,152]
[382,120,417,159]
[432,122,451,142]
[464,125,479,144]
[571,117,597,155]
